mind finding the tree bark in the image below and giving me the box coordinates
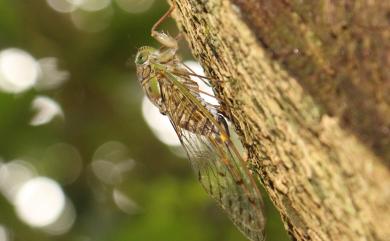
[169,0,390,240]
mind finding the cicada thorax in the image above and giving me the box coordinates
[136,64,151,82]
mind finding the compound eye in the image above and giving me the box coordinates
[136,53,148,64]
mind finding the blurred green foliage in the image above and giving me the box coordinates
[0,1,290,241]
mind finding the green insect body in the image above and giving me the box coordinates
[135,5,266,241]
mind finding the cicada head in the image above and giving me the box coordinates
[135,46,164,111]
[135,46,156,81]
[135,46,155,65]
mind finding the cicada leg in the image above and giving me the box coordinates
[151,5,180,63]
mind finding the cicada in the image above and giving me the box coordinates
[135,5,266,241]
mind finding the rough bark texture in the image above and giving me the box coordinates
[169,0,390,241]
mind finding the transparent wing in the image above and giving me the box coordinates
[173,71,220,109]
[169,119,266,241]
[159,70,266,241]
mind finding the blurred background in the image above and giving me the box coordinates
[0,1,289,241]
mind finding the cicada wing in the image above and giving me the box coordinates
[170,121,266,241]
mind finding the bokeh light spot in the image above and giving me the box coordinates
[141,97,181,146]
[79,0,111,12]
[40,143,83,185]
[15,177,66,227]
[115,0,154,14]
[0,48,40,94]
[92,141,135,185]
[35,57,69,91]
[91,160,118,184]
[92,140,129,162]
[112,189,139,214]
[184,60,219,106]
[30,96,64,126]
[0,225,9,241]
[70,7,113,33]
[42,199,76,235]
[0,160,36,202]
[46,0,77,13]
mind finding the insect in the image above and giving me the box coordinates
[135,5,266,241]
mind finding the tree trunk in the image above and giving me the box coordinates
[169,0,390,240]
